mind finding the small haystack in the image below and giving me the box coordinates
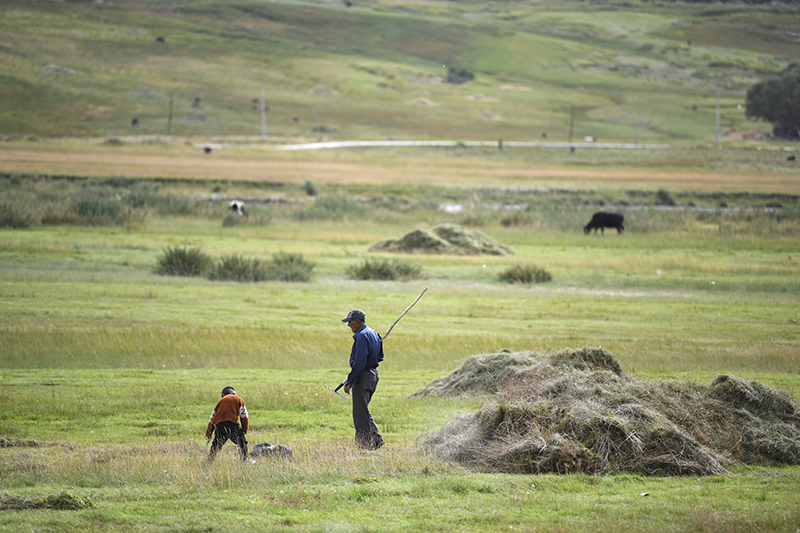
[421,348,800,476]
[369,224,513,255]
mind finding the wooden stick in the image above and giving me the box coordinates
[382,287,428,340]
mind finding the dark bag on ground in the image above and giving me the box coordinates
[250,442,292,458]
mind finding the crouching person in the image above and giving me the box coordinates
[206,386,249,461]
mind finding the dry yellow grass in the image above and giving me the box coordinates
[2,141,798,193]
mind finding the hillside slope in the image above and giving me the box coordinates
[1,0,798,142]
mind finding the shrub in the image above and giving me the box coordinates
[498,264,552,285]
[446,66,475,84]
[266,252,314,282]
[655,189,677,206]
[209,255,268,282]
[347,258,423,281]
[154,246,212,277]
[300,180,319,196]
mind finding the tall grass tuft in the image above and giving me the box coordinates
[155,246,212,277]
[0,201,39,228]
[498,264,552,284]
[266,252,315,282]
[292,195,363,221]
[347,258,423,281]
[209,255,268,282]
[70,195,130,225]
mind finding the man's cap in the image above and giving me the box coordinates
[341,309,366,323]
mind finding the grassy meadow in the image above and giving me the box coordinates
[2,0,800,530]
[1,148,800,531]
[2,0,800,143]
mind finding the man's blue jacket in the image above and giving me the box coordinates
[346,323,383,386]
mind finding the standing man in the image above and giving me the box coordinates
[206,386,249,461]
[342,309,385,450]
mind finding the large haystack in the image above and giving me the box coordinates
[421,348,800,476]
[369,224,513,255]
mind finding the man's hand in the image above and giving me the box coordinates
[344,383,351,395]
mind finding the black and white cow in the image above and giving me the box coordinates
[229,200,248,218]
[584,212,624,234]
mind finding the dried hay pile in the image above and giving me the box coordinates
[369,224,513,256]
[0,493,92,511]
[421,348,800,476]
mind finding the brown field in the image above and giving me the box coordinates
[1,141,799,193]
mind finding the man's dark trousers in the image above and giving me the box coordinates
[352,368,384,450]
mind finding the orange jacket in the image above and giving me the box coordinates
[206,394,249,437]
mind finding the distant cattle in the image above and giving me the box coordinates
[788,155,796,162]
[229,200,248,218]
[131,117,139,127]
[584,212,624,234]
[204,147,212,154]
[156,36,165,43]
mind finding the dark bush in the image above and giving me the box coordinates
[347,258,423,281]
[498,264,552,285]
[266,252,315,282]
[655,189,677,206]
[446,66,475,84]
[154,246,212,277]
[300,180,319,196]
[209,255,268,282]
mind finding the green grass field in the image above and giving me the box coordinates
[2,0,800,530]
[2,0,799,142]
[1,164,799,531]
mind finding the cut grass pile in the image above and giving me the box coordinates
[0,493,92,511]
[369,224,513,255]
[422,348,800,476]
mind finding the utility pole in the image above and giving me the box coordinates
[715,90,720,149]
[568,106,575,144]
[167,94,173,136]
[260,85,266,142]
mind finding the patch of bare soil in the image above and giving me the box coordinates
[723,127,769,141]
[421,348,800,476]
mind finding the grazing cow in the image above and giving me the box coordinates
[204,147,212,155]
[788,155,796,162]
[131,117,139,127]
[156,36,165,43]
[229,200,248,218]
[584,212,624,234]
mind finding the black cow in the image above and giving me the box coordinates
[584,212,624,234]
